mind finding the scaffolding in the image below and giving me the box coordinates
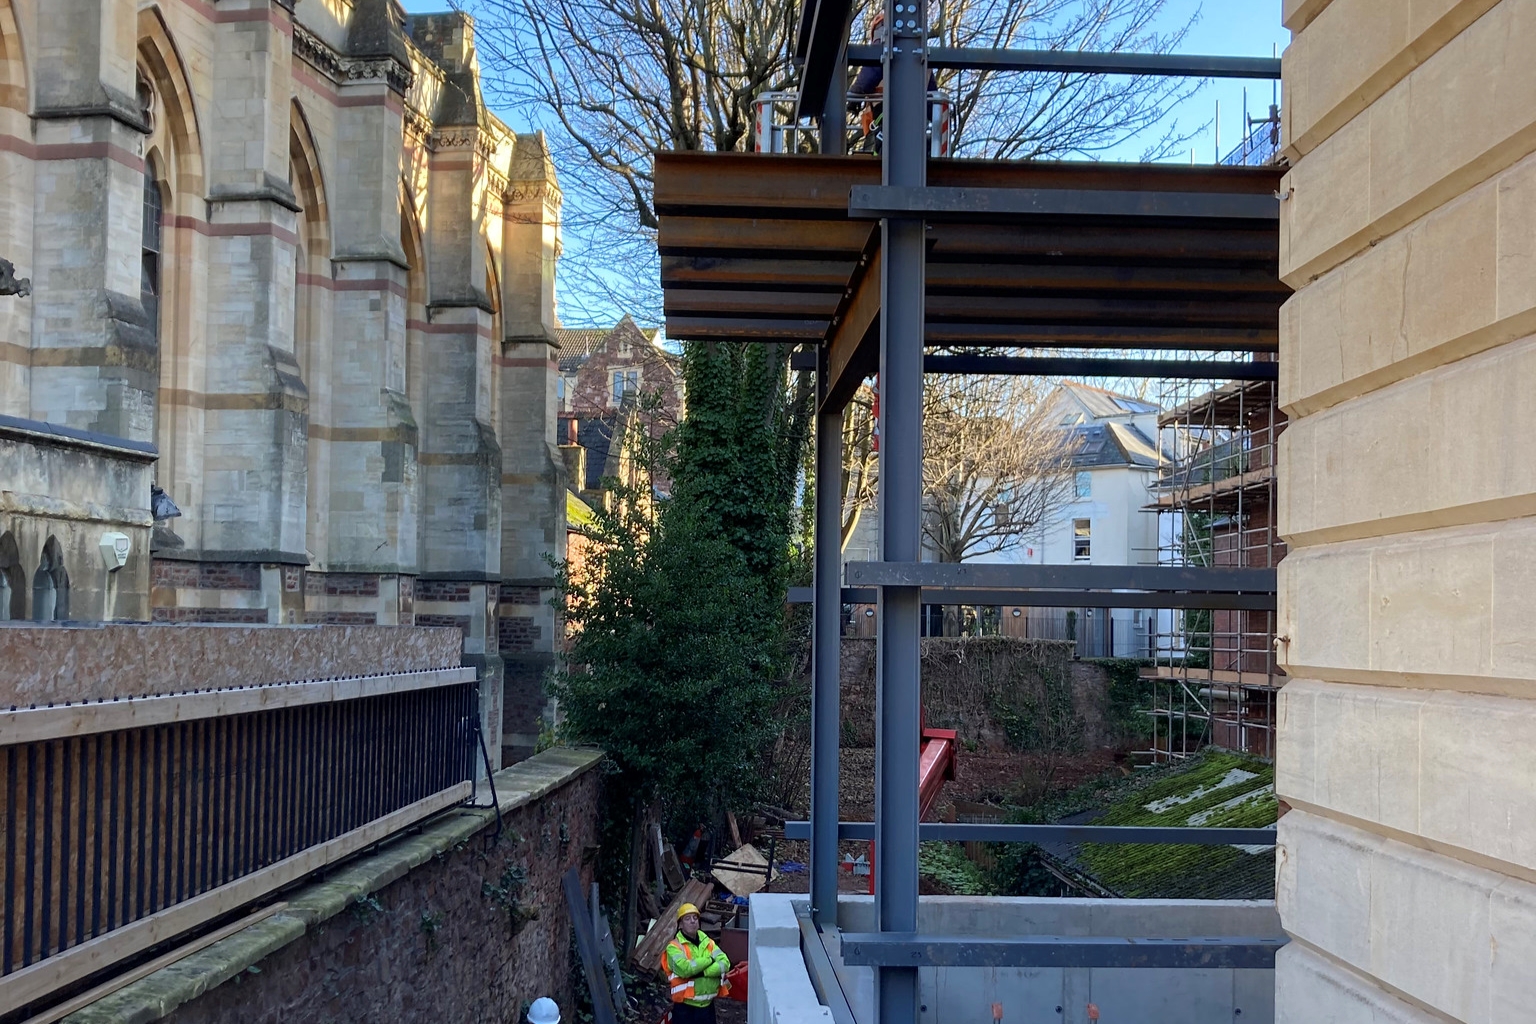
[1147,375,1286,761]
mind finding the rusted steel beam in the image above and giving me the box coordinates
[850,184,1280,221]
[662,288,842,318]
[664,316,830,341]
[820,237,883,413]
[653,152,1284,213]
[928,323,1278,349]
[660,256,853,291]
[924,294,1282,327]
[657,216,872,258]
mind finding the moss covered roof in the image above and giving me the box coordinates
[1056,750,1276,900]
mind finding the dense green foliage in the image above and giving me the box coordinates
[1085,657,1156,743]
[554,342,812,878]
[917,841,989,895]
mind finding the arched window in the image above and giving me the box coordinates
[141,160,164,346]
[0,532,24,621]
[32,536,68,622]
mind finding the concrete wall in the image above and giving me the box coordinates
[1275,1,1536,1020]
[748,894,1281,1024]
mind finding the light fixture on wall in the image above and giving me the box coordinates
[99,533,131,572]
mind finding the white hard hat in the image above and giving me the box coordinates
[527,997,561,1024]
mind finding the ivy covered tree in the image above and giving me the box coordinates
[553,341,812,943]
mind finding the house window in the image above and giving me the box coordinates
[1074,471,1091,499]
[1072,519,1091,561]
[611,369,639,404]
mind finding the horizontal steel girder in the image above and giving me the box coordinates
[844,45,1283,79]
[784,585,1277,610]
[837,933,1288,970]
[788,349,1280,379]
[849,185,1280,222]
[782,821,1277,845]
[843,561,1276,593]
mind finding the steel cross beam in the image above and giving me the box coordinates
[919,355,1279,380]
[838,934,1288,970]
[782,821,1278,845]
[785,585,1277,610]
[845,561,1276,593]
[849,184,1281,222]
[845,44,1283,78]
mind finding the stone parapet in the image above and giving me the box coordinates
[57,746,605,1024]
[0,622,463,706]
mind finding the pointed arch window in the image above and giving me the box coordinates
[142,162,164,344]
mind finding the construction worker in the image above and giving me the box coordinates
[526,996,560,1024]
[662,903,731,1024]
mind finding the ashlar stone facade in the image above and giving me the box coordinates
[0,0,568,766]
[1276,0,1536,1019]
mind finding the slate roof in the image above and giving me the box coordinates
[1066,421,1161,469]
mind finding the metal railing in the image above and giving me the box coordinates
[0,668,479,1014]
[752,89,956,156]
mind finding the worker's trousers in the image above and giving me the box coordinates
[670,1001,717,1024]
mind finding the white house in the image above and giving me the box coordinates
[982,383,1164,655]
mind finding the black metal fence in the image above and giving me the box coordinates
[0,669,478,1011]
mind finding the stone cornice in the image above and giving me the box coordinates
[292,21,413,94]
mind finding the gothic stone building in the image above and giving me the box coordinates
[0,0,567,765]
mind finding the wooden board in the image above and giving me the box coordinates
[711,843,778,898]
[630,877,712,973]
[590,883,627,1011]
[563,867,619,1024]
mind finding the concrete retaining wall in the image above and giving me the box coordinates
[749,894,1281,1024]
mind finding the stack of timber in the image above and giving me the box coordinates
[631,877,713,972]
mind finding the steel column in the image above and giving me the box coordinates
[874,2,927,1020]
[810,348,844,927]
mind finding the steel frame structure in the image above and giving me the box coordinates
[655,6,1289,1020]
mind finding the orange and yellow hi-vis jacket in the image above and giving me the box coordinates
[662,929,731,1007]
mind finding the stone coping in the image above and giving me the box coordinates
[58,746,606,1024]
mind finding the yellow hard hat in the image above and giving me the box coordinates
[677,903,701,921]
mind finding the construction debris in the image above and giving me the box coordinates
[711,843,778,898]
[630,877,713,972]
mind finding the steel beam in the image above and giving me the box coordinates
[785,585,1277,610]
[809,347,843,928]
[796,903,859,1024]
[850,185,1280,222]
[920,355,1279,380]
[796,0,857,120]
[845,44,1283,79]
[783,821,1278,845]
[838,934,1288,970]
[926,323,1279,350]
[821,236,883,413]
[845,562,1275,593]
[873,3,928,1018]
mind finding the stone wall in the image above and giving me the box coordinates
[837,637,1107,749]
[61,748,606,1024]
[0,0,572,768]
[0,622,462,705]
[1275,1,1536,1020]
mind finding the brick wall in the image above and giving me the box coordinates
[153,752,604,1024]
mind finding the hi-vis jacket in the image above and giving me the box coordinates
[662,929,732,1007]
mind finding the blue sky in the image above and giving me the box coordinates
[398,0,1287,163]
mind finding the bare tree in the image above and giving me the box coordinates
[462,0,1201,322]
[840,387,878,550]
[921,374,1077,564]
